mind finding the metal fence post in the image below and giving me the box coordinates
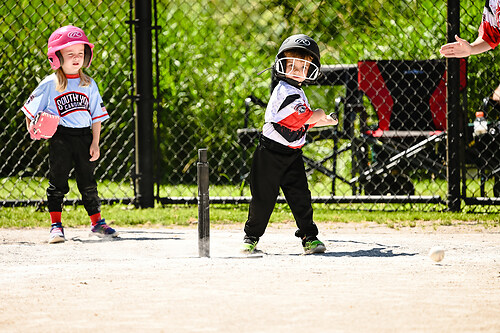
[446,0,462,212]
[134,0,154,208]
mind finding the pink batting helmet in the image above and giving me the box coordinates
[47,25,94,70]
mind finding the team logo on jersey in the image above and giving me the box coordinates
[294,103,307,114]
[68,31,83,38]
[26,94,35,105]
[54,92,90,116]
[295,38,310,46]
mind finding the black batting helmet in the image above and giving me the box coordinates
[274,34,321,83]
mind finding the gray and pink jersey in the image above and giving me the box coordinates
[22,73,109,128]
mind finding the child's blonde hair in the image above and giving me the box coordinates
[55,68,91,92]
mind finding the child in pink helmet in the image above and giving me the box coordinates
[21,25,118,243]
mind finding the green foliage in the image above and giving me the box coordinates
[153,0,493,187]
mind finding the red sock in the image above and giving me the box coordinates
[90,213,102,226]
[50,212,62,224]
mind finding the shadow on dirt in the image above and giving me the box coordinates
[327,239,400,248]
[269,238,417,257]
[0,241,37,246]
[270,248,417,257]
[319,248,417,257]
[319,239,416,257]
[70,231,184,243]
[120,230,185,235]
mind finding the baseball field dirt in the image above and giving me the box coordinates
[1,222,499,332]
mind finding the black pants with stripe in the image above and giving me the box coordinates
[244,136,319,239]
[46,126,101,216]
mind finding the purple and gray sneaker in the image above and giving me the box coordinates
[90,219,119,238]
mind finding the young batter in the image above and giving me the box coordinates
[22,25,118,243]
[242,34,338,254]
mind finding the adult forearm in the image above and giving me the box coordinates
[470,37,492,55]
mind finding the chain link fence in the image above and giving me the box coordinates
[1,0,499,212]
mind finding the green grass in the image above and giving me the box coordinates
[1,203,498,229]
[3,175,498,202]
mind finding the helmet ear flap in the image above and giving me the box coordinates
[55,51,64,67]
[83,44,92,67]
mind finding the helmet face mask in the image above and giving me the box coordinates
[275,57,319,81]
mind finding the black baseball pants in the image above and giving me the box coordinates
[46,126,101,216]
[244,136,319,239]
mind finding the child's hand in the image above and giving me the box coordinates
[327,113,338,125]
[308,109,338,126]
[89,141,100,161]
[439,35,471,58]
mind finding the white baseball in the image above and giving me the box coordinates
[428,246,445,262]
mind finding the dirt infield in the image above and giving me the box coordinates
[1,222,499,332]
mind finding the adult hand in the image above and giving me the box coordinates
[439,35,472,58]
